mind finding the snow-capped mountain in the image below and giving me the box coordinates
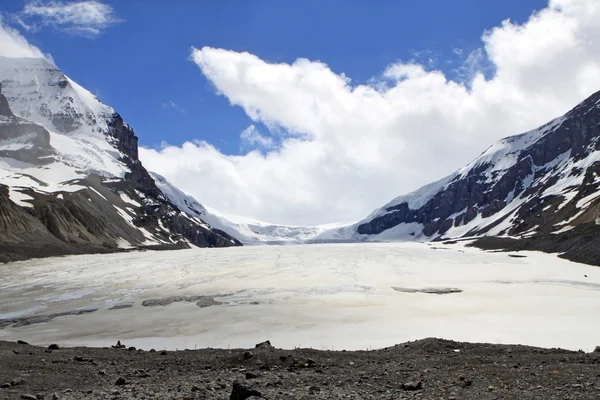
[0,56,240,262]
[335,89,600,262]
[152,172,340,244]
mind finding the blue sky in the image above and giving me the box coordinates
[2,0,546,155]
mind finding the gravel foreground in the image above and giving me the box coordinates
[1,338,599,400]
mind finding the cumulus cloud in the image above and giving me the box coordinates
[0,16,48,59]
[15,0,120,37]
[140,0,600,226]
[162,100,187,115]
[239,125,275,152]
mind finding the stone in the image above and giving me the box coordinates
[593,346,600,353]
[243,351,254,359]
[47,344,60,350]
[20,395,37,400]
[1,383,10,388]
[17,340,29,345]
[245,372,259,380]
[115,378,127,386]
[11,377,25,386]
[229,381,262,400]
[459,380,473,388]
[255,341,272,349]
[401,381,423,391]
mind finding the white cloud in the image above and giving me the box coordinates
[135,0,599,225]
[0,16,48,60]
[162,100,187,115]
[239,125,275,152]
[15,0,120,37]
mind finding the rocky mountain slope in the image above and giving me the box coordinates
[0,56,240,262]
[325,90,600,263]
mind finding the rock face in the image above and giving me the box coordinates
[0,56,241,262]
[355,90,600,262]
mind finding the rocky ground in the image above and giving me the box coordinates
[1,339,599,400]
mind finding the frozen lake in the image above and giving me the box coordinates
[1,243,599,351]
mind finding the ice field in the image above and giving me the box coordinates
[1,243,599,351]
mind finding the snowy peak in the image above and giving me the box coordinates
[355,89,600,243]
[0,56,114,136]
[0,56,240,261]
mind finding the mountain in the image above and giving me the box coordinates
[152,172,340,244]
[0,56,240,262]
[332,89,600,264]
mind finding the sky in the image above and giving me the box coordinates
[1,0,600,226]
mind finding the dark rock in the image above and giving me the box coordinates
[115,378,127,386]
[160,350,168,356]
[128,347,136,351]
[108,304,133,310]
[17,340,29,345]
[594,346,600,353]
[11,377,25,386]
[255,341,272,349]
[459,380,473,388]
[47,344,59,350]
[0,383,10,388]
[20,395,37,400]
[112,341,126,349]
[243,351,254,359]
[309,386,321,393]
[98,370,106,376]
[401,381,423,391]
[229,381,262,400]
[245,372,259,379]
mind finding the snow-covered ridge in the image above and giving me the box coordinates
[354,89,600,242]
[151,172,342,244]
[0,56,239,256]
[0,56,114,136]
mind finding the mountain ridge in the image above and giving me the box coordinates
[0,56,240,262]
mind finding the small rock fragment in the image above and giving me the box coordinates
[230,381,262,400]
[11,377,25,386]
[459,380,472,388]
[401,381,423,391]
[245,372,259,380]
[115,378,127,386]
